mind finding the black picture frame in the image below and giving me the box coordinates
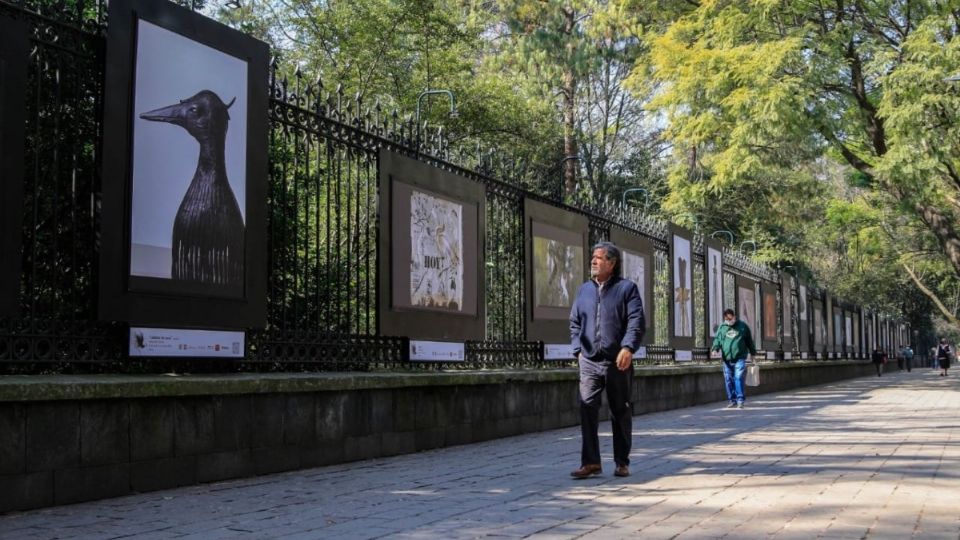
[760,280,779,351]
[0,15,29,318]
[852,306,863,358]
[668,224,696,351]
[823,294,834,355]
[99,0,269,328]
[610,227,654,346]
[703,238,724,340]
[812,297,824,353]
[781,273,793,352]
[797,280,810,353]
[524,198,589,344]
[377,149,486,341]
[735,274,759,346]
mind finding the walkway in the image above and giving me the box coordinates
[2,368,959,539]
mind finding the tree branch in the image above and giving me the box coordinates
[901,261,960,327]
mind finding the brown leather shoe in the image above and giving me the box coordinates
[570,464,602,479]
[614,465,630,477]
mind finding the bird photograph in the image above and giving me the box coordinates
[139,90,245,288]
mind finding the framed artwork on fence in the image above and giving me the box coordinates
[761,281,779,350]
[832,308,842,349]
[812,302,823,350]
[781,274,793,352]
[0,15,28,317]
[524,198,588,344]
[378,149,485,341]
[845,312,853,350]
[797,281,809,352]
[610,227,655,345]
[735,275,757,343]
[705,239,724,338]
[667,224,696,350]
[668,224,695,350]
[99,0,269,328]
[851,308,863,357]
[824,295,835,354]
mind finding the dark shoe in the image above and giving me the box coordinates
[615,465,630,477]
[570,464,602,479]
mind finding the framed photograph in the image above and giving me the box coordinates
[797,281,809,352]
[610,227,655,344]
[812,304,823,350]
[705,239,724,338]
[99,0,269,328]
[524,199,588,343]
[735,275,758,341]
[853,311,861,356]
[378,149,485,341]
[0,15,29,317]
[761,281,779,350]
[824,295,835,353]
[833,308,843,349]
[669,224,695,349]
[781,274,793,351]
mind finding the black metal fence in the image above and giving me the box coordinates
[0,0,905,373]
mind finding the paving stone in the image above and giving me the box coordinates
[1,372,958,539]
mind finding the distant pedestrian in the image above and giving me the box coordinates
[901,345,914,372]
[569,242,645,480]
[936,338,952,377]
[896,349,904,371]
[711,308,757,409]
[871,347,886,377]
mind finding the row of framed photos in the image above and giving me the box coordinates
[378,149,909,358]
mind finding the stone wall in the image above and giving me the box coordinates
[0,360,875,513]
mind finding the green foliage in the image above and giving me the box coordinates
[632,0,960,337]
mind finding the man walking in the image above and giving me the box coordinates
[569,242,645,479]
[902,345,914,372]
[711,308,757,409]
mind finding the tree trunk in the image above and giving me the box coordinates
[562,7,578,197]
[914,199,960,279]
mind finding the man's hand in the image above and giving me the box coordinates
[616,348,633,371]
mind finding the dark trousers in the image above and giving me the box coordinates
[578,356,633,467]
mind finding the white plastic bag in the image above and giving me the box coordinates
[745,364,760,386]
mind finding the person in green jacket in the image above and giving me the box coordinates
[711,308,757,409]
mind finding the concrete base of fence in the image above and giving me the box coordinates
[0,360,876,513]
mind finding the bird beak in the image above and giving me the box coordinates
[140,102,187,126]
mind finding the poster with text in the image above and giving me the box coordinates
[409,190,463,311]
